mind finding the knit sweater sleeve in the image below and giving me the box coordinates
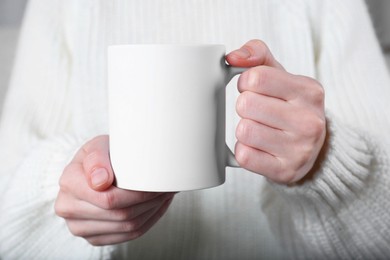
[0,0,115,258]
[261,0,390,259]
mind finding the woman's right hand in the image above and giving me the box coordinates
[54,135,176,246]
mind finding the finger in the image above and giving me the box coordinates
[238,67,324,106]
[235,142,287,183]
[60,164,164,209]
[237,66,299,101]
[71,207,158,242]
[226,39,284,69]
[132,196,173,237]
[236,91,293,130]
[236,119,289,156]
[66,204,161,237]
[82,135,114,191]
[86,232,141,246]
[56,192,175,221]
[84,198,174,246]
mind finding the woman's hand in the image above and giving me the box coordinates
[226,40,326,184]
[55,135,175,246]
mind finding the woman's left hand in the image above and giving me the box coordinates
[226,39,326,184]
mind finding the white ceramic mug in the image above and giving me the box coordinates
[108,44,246,192]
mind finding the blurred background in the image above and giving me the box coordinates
[1,0,390,112]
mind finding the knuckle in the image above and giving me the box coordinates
[84,150,101,171]
[247,39,273,63]
[100,192,117,210]
[80,145,89,159]
[58,176,68,194]
[282,145,315,184]
[236,94,246,116]
[54,203,68,219]
[275,168,296,184]
[236,120,253,142]
[62,163,73,176]
[297,113,325,138]
[305,117,326,138]
[246,67,268,90]
[70,228,84,237]
[236,91,252,116]
[82,136,110,172]
[295,146,313,170]
[280,171,296,184]
[87,237,103,246]
[256,67,269,87]
[129,230,144,240]
[310,87,325,106]
[121,220,139,233]
[235,144,251,167]
[314,85,325,103]
[248,39,268,51]
[311,117,326,137]
[301,76,325,105]
[67,223,85,237]
[111,208,133,221]
[272,158,297,184]
[59,164,75,192]
[272,159,287,182]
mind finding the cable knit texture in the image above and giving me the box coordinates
[1,0,390,259]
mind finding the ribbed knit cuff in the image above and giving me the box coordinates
[265,113,376,216]
[261,113,390,259]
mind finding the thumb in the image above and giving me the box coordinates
[82,135,115,191]
[226,39,284,70]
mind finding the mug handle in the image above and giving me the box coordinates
[224,65,248,168]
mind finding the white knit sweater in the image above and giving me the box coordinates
[1,0,390,259]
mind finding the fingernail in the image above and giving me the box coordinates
[232,48,251,59]
[91,168,108,187]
